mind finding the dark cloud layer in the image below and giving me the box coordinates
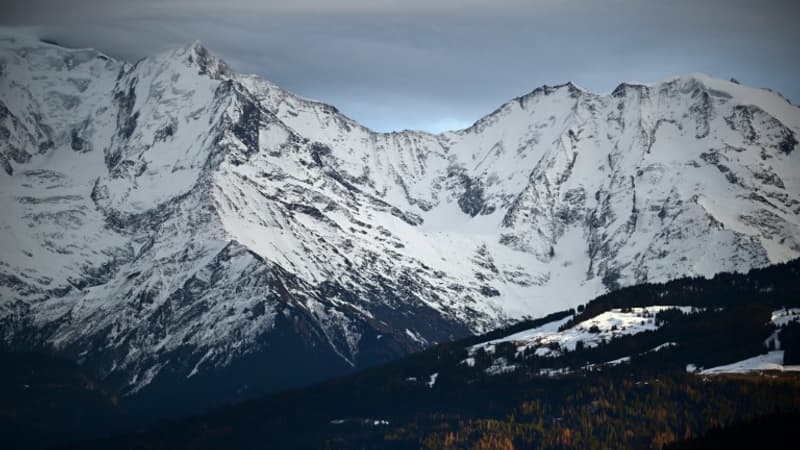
[1,0,798,132]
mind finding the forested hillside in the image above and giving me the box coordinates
[55,259,800,450]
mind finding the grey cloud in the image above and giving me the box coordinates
[0,0,559,22]
[1,1,798,132]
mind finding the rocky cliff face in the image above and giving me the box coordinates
[1,32,798,413]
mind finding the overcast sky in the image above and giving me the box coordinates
[1,0,798,132]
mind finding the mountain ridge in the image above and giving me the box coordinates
[1,30,799,414]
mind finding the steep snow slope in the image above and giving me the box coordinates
[1,32,799,409]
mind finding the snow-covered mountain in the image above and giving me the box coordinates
[1,32,799,410]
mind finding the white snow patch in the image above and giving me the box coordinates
[330,418,390,426]
[405,328,428,345]
[695,351,800,375]
[772,308,800,327]
[484,357,519,375]
[648,342,678,353]
[471,306,697,357]
[538,367,572,377]
[426,372,439,388]
[581,356,632,372]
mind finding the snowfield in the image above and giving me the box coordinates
[471,306,697,358]
[698,351,800,375]
[771,308,800,327]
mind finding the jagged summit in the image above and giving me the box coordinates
[1,32,799,415]
[179,40,232,80]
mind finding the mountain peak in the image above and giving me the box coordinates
[521,81,585,99]
[179,40,232,80]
